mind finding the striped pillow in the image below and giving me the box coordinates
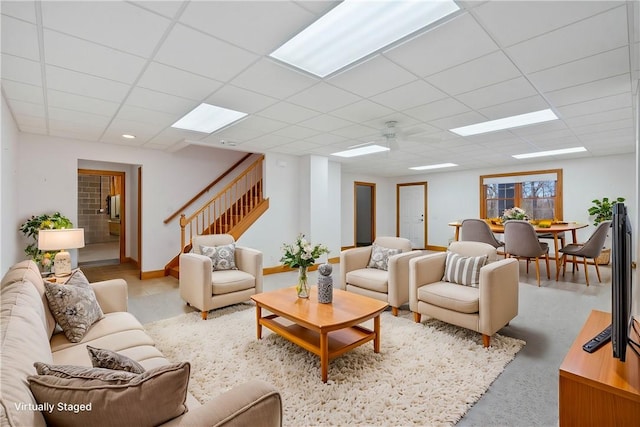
[443,252,487,287]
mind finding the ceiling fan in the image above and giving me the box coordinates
[380,121,401,150]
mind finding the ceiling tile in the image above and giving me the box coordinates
[205,84,278,114]
[45,65,130,103]
[117,104,176,127]
[506,6,628,73]
[9,99,46,118]
[131,1,184,19]
[330,123,379,139]
[180,1,316,55]
[477,95,549,120]
[47,90,119,117]
[556,93,632,118]
[330,99,394,123]
[384,13,498,77]
[563,107,632,128]
[1,54,42,86]
[327,55,417,98]
[371,80,447,111]
[426,51,521,95]
[429,111,488,131]
[48,106,111,127]
[473,1,621,47]
[0,1,37,22]
[126,87,198,116]
[2,80,43,104]
[272,125,320,140]
[155,23,259,82]
[138,62,223,101]
[1,15,39,61]
[256,101,320,124]
[299,114,354,132]
[528,47,629,92]
[545,74,631,107]
[14,115,47,130]
[43,29,147,84]
[405,97,470,122]
[231,58,318,98]
[41,1,171,57]
[231,115,288,133]
[287,82,361,113]
[455,77,538,110]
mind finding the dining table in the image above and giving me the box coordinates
[448,220,589,268]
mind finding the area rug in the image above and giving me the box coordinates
[144,304,525,426]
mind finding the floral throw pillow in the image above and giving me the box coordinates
[44,269,104,343]
[367,244,402,271]
[200,243,238,271]
[86,345,145,374]
[442,252,487,287]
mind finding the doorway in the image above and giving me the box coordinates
[397,182,427,249]
[354,182,375,247]
[77,169,125,266]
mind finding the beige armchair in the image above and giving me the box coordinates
[180,234,263,320]
[339,236,423,316]
[409,241,519,347]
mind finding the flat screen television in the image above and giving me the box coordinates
[611,202,633,361]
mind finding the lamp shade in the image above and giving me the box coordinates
[38,228,85,251]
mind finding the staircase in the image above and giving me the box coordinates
[164,155,268,278]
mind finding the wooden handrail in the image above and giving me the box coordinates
[163,153,253,224]
[179,155,265,252]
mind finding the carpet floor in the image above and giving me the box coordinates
[144,303,525,426]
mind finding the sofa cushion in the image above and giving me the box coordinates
[211,270,255,294]
[34,362,138,382]
[28,361,190,427]
[443,252,487,287]
[346,268,389,293]
[367,244,402,271]
[201,243,238,271]
[1,281,53,427]
[86,345,145,373]
[418,282,480,314]
[44,270,104,343]
[1,260,56,337]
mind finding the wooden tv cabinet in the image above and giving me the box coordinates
[559,310,639,426]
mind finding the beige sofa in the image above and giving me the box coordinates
[409,241,519,347]
[1,260,281,427]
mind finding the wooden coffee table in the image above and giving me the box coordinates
[251,286,388,383]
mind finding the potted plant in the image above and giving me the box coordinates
[19,212,73,271]
[587,197,625,264]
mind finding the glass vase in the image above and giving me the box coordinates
[297,266,309,298]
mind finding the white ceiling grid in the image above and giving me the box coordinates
[1,0,637,177]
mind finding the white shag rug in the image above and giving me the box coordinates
[144,304,525,426]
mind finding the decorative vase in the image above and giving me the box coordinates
[317,263,333,304]
[297,266,309,298]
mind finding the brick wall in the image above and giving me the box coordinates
[77,175,112,244]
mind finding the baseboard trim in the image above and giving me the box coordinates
[140,270,165,280]
[426,245,447,252]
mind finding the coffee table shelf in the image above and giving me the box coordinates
[261,314,376,360]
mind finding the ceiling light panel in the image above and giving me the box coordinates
[512,146,587,159]
[270,0,460,78]
[171,103,247,134]
[449,109,559,136]
[331,144,390,158]
[409,162,458,171]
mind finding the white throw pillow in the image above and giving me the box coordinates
[200,244,238,271]
[367,244,402,271]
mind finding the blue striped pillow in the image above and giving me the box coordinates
[443,252,487,287]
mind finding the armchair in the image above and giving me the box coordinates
[409,241,519,347]
[180,234,263,320]
[339,236,423,316]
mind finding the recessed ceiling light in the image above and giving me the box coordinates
[122,134,136,139]
[171,103,247,134]
[450,109,558,136]
[270,0,460,78]
[409,163,458,171]
[331,144,390,158]
[512,146,587,159]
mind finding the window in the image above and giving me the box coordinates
[480,169,563,220]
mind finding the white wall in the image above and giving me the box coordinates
[390,154,637,250]
[1,95,21,274]
[15,133,249,272]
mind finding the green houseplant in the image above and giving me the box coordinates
[19,212,73,270]
[588,197,625,225]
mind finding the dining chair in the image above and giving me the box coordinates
[460,219,505,251]
[556,221,611,286]
[504,220,551,286]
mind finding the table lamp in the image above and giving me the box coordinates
[37,228,85,277]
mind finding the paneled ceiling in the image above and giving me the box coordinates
[1,1,639,176]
